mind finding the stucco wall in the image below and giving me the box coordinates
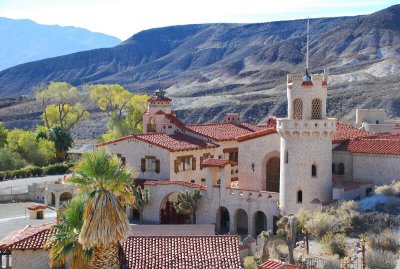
[238,133,281,191]
[12,250,50,269]
[102,139,170,180]
[353,153,400,185]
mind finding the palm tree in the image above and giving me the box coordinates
[46,126,73,161]
[48,196,92,269]
[174,189,203,224]
[132,186,150,224]
[68,149,135,269]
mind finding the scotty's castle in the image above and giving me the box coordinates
[96,68,400,237]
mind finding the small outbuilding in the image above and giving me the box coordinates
[27,204,47,220]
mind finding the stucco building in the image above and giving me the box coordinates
[96,72,400,238]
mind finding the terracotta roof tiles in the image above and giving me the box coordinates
[187,122,267,141]
[332,122,376,143]
[334,137,400,156]
[236,127,277,142]
[201,158,238,168]
[27,204,47,210]
[121,235,241,269]
[98,132,217,152]
[259,259,296,269]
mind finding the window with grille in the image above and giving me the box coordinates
[293,99,303,120]
[311,99,322,119]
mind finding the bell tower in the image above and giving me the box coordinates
[277,19,336,214]
[143,89,172,134]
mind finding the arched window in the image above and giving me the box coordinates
[311,99,322,119]
[332,163,336,174]
[376,120,379,124]
[148,117,156,132]
[338,163,345,175]
[312,164,317,177]
[297,190,303,203]
[293,99,303,120]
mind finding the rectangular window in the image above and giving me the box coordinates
[141,157,160,173]
[177,156,192,172]
[228,151,238,162]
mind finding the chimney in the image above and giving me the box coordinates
[224,113,240,125]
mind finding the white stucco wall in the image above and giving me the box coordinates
[353,153,400,185]
[12,250,50,269]
[102,139,170,180]
[237,133,281,191]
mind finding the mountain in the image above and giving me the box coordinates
[0,17,121,71]
[0,5,399,143]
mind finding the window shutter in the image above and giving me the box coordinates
[174,159,179,173]
[192,157,196,170]
[155,159,160,173]
[141,158,146,172]
[200,156,204,170]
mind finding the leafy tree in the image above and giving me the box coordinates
[277,215,298,264]
[174,189,203,224]
[0,122,7,148]
[87,84,148,141]
[36,82,89,131]
[68,149,135,269]
[132,186,150,224]
[48,197,92,269]
[0,148,27,171]
[6,129,55,166]
[47,126,73,162]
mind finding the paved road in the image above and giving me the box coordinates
[0,175,63,195]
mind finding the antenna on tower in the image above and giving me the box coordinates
[306,17,310,74]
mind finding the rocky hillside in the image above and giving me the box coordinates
[0,5,399,142]
[0,17,121,71]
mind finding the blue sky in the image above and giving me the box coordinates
[0,0,398,40]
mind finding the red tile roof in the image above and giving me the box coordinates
[97,132,217,152]
[332,122,376,143]
[236,127,277,142]
[143,180,207,190]
[0,223,55,250]
[187,122,267,141]
[121,235,241,269]
[148,96,172,104]
[201,158,238,168]
[332,176,372,191]
[27,204,47,210]
[259,259,296,269]
[1,227,241,269]
[334,137,400,156]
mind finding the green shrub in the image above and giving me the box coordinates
[366,250,397,269]
[323,260,341,269]
[366,229,400,253]
[305,211,336,239]
[320,233,347,258]
[43,163,70,175]
[0,148,27,171]
[28,166,43,176]
[352,212,400,234]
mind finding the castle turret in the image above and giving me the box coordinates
[277,72,336,214]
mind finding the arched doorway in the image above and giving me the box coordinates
[216,207,230,234]
[51,192,56,206]
[235,209,248,235]
[266,157,280,192]
[60,192,73,205]
[159,193,189,224]
[254,211,267,237]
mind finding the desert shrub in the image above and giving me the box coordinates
[323,260,341,269]
[304,211,336,239]
[352,212,400,233]
[0,148,27,171]
[366,250,397,269]
[375,182,400,197]
[243,256,257,269]
[296,208,310,235]
[320,233,347,258]
[366,229,400,253]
